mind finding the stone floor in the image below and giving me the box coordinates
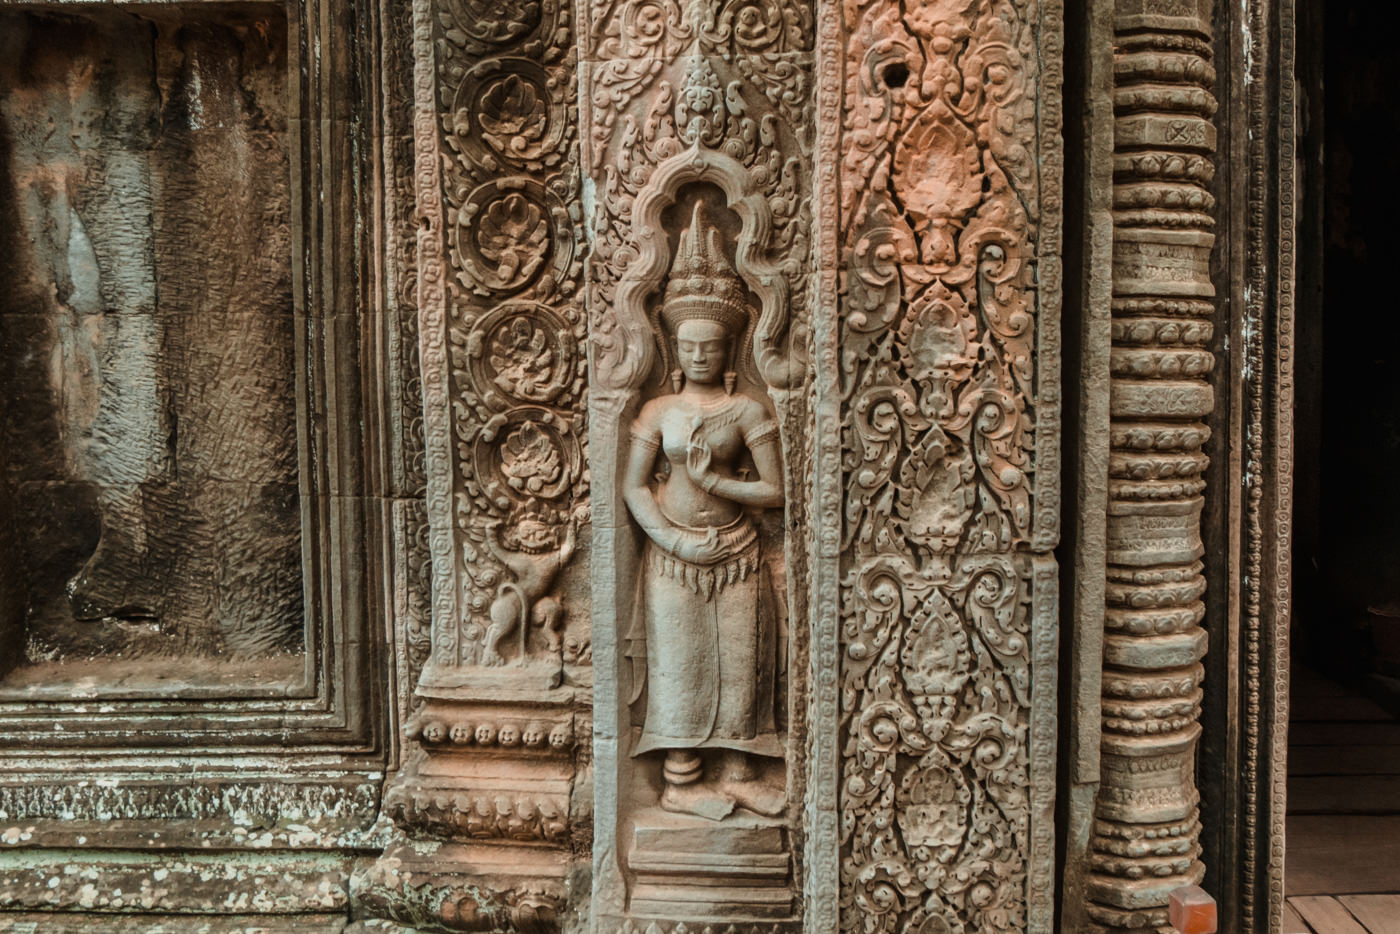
[1284,666,1400,933]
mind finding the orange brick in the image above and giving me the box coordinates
[1169,885,1219,934]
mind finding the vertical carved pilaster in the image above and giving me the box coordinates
[834,0,1061,931]
[1088,0,1216,928]
[362,0,591,926]
[580,0,816,926]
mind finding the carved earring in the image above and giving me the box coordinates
[724,371,737,395]
[671,368,683,393]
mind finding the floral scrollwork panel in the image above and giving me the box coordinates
[834,0,1060,931]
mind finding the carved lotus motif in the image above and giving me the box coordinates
[475,192,549,289]
[903,283,977,404]
[901,589,972,743]
[903,437,976,554]
[479,74,548,158]
[500,420,563,495]
[489,317,560,403]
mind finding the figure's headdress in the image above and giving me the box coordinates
[659,202,750,337]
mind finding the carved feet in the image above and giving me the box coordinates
[659,749,786,821]
[661,781,736,821]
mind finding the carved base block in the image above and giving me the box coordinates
[626,808,794,921]
[354,839,572,933]
[393,687,579,847]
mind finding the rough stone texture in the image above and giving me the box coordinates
[0,0,392,924]
[0,9,301,673]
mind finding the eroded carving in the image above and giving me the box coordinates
[0,9,303,675]
[482,510,581,666]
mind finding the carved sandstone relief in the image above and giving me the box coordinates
[582,0,814,926]
[833,0,1060,931]
[0,0,389,916]
[1086,0,1217,928]
[379,0,591,923]
[0,9,302,688]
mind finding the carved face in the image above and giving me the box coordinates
[674,319,730,385]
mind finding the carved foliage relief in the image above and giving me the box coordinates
[430,0,590,670]
[835,0,1054,931]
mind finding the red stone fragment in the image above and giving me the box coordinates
[1169,885,1219,934]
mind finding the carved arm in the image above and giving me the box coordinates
[623,435,690,552]
[695,433,783,509]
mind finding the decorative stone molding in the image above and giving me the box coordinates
[831,0,1062,932]
[1086,0,1217,928]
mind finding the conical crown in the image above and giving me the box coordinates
[660,202,750,336]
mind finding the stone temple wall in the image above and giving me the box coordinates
[0,0,1280,930]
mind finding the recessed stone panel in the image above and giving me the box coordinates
[0,6,302,694]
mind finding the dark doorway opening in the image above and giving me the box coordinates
[1287,0,1400,926]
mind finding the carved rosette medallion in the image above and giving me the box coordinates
[412,0,590,677]
[1086,0,1217,928]
[834,0,1060,932]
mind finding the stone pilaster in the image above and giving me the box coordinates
[363,0,592,926]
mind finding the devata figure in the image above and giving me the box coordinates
[622,202,786,821]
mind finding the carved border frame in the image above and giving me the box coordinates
[1195,0,1295,930]
[0,0,389,840]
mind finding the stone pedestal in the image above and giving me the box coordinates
[627,809,793,921]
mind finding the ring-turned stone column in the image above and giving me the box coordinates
[1088,0,1217,928]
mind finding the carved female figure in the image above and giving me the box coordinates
[623,203,786,820]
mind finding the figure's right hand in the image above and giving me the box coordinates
[679,527,724,565]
